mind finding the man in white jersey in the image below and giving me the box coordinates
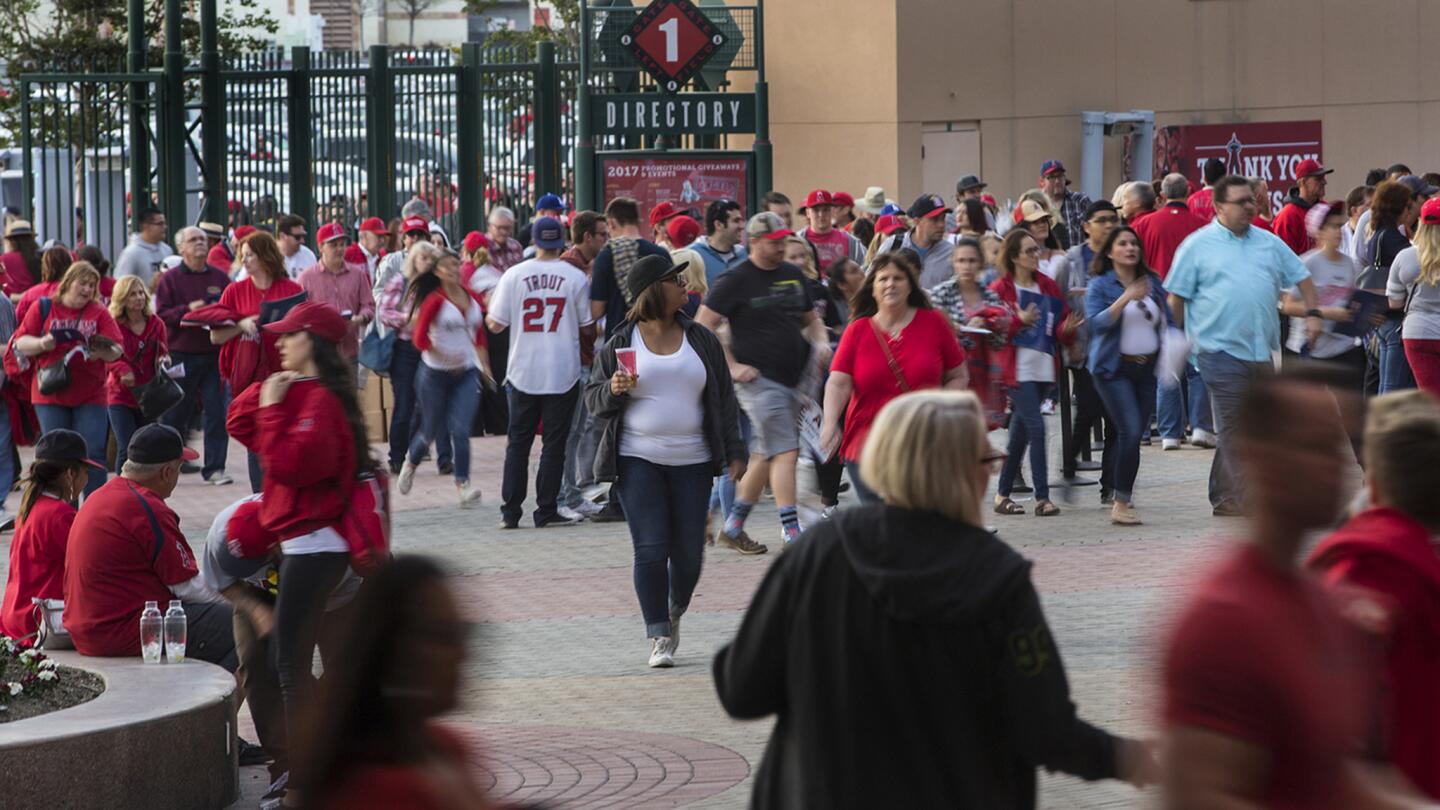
[487,216,595,529]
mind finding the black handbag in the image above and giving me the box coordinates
[130,360,184,420]
[472,372,508,437]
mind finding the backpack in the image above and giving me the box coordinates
[610,237,643,308]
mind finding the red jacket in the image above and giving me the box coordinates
[182,302,264,394]
[1271,199,1314,255]
[1307,507,1440,798]
[227,378,355,542]
[1132,202,1207,279]
[988,273,1074,387]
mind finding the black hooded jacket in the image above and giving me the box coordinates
[713,504,1122,809]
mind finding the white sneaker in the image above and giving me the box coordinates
[0,507,15,532]
[571,500,604,517]
[1040,399,1056,415]
[647,637,674,668]
[397,460,418,495]
[557,505,587,522]
[204,471,234,486]
[457,482,482,508]
[1161,438,1182,451]
[1190,429,1217,448]
[582,484,609,504]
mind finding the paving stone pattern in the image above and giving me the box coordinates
[0,417,1265,808]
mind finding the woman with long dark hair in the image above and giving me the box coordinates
[212,231,306,490]
[376,241,445,476]
[586,254,744,667]
[16,245,76,322]
[1084,226,1173,526]
[13,261,123,495]
[227,300,378,808]
[955,198,991,239]
[106,275,169,473]
[990,228,1080,517]
[1359,180,1421,393]
[0,430,100,640]
[397,250,490,507]
[821,251,967,502]
[295,556,515,809]
[1,220,42,298]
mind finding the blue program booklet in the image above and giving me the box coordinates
[1012,289,1064,354]
[1333,289,1387,338]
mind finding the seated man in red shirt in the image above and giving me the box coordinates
[1308,390,1440,799]
[1161,370,1430,808]
[63,424,238,671]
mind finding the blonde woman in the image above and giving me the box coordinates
[106,275,170,473]
[1389,197,1440,392]
[715,390,1156,804]
[12,261,124,495]
[462,232,501,300]
[670,244,707,317]
[378,240,446,474]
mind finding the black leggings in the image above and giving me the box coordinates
[273,551,350,745]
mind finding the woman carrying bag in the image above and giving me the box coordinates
[586,254,745,669]
[106,275,171,474]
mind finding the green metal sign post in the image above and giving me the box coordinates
[576,0,769,214]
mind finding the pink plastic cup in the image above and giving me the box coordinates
[616,347,638,377]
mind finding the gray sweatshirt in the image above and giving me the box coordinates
[113,234,175,286]
[1387,245,1440,339]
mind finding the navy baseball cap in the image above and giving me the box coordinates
[536,193,566,213]
[1040,159,1067,177]
[128,424,199,464]
[533,216,566,250]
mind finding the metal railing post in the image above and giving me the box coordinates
[199,0,226,225]
[534,41,561,200]
[365,45,397,222]
[127,0,149,230]
[161,0,186,236]
[751,2,771,209]
[288,46,315,236]
[19,81,33,222]
[575,1,596,212]
[457,43,483,235]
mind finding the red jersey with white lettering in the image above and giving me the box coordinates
[804,228,852,272]
[487,257,593,395]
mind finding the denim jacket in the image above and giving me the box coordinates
[1083,270,1175,380]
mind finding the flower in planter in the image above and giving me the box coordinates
[38,659,57,670]
[7,682,21,697]
[37,670,56,682]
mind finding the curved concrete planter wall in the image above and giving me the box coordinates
[0,652,237,810]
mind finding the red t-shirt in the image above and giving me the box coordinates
[63,477,198,657]
[804,228,852,272]
[829,308,965,461]
[218,277,305,390]
[1187,187,1215,223]
[17,298,124,407]
[15,281,58,324]
[1131,202,1207,279]
[0,496,76,640]
[107,315,169,409]
[321,725,479,810]
[0,252,36,295]
[1163,544,1369,809]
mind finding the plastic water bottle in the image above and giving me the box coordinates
[140,601,163,663]
[163,600,187,664]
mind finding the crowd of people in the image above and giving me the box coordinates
[0,150,1439,807]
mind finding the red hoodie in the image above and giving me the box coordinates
[227,378,355,542]
[1307,507,1440,798]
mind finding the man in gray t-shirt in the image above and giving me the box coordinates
[112,207,174,287]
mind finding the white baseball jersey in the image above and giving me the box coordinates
[488,257,593,394]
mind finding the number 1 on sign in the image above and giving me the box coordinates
[659,17,678,63]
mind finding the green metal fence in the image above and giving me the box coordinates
[18,43,573,262]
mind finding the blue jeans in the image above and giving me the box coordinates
[1377,318,1416,393]
[387,340,452,470]
[160,350,229,477]
[501,383,579,525]
[1196,351,1272,509]
[708,410,752,516]
[1157,361,1212,439]
[35,403,108,496]
[0,399,14,508]
[1093,363,1157,505]
[615,456,712,638]
[408,364,480,484]
[559,366,595,509]
[998,381,1049,501]
[107,405,153,475]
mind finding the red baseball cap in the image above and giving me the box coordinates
[402,215,430,235]
[359,217,387,235]
[980,193,997,208]
[316,222,348,244]
[802,189,834,210]
[649,201,681,228]
[1422,197,1440,225]
[225,500,279,560]
[343,244,367,265]
[1294,158,1333,179]
[875,214,906,235]
[666,215,701,248]
[234,225,257,242]
[831,191,854,208]
[261,301,349,343]
[463,231,489,253]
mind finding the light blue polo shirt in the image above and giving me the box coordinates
[1165,221,1310,362]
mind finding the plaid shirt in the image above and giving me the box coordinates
[1054,189,1093,250]
[929,278,1011,352]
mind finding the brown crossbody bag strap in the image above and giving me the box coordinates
[869,319,911,393]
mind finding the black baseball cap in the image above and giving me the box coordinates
[35,429,105,470]
[955,175,986,194]
[625,254,689,302]
[128,424,199,464]
[906,194,951,220]
[1083,200,1119,220]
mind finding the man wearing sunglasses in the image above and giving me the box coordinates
[274,214,316,280]
[1166,175,1323,517]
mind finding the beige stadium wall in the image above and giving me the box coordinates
[765,0,1440,206]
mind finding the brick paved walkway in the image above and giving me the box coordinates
[0,416,1261,808]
